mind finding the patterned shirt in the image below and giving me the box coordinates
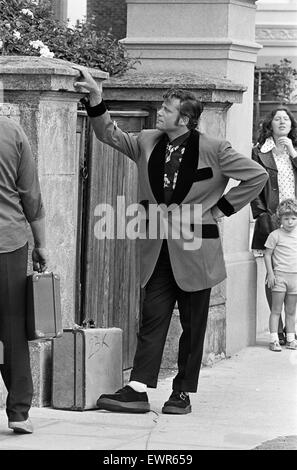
[163,131,190,204]
[272,148,295,201]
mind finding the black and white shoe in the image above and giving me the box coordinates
[96,385,150,413]
[162,391,192,415]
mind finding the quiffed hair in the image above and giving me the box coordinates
[276,198,297,226]
[163,88,204,130]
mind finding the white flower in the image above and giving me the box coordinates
[39,47,55,59]
[29,40,54,58]
[4,23,11,30]
[0,40,3,50]
[13,31,21,40]
[21,8,34,19]
[29,39,46,49]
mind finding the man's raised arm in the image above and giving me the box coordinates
[73,66,140,161]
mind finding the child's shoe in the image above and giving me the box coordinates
[286,339,297,350]
[269,340,282,352]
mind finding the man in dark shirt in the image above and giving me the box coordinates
[74,67,268,415]
[0,116,47,434]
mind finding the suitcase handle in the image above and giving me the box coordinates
[81,319,96,329]
[71,319,96,331]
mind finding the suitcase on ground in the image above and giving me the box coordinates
[51,327,123,410]
[26,272,63,341]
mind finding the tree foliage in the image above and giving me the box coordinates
[254,58,297,103]
[0,0,137,75]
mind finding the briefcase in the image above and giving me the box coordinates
[26,272,63,341]
[52,327,123,410]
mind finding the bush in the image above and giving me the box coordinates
[0,0,137,75]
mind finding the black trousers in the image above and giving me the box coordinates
[130,242,211,392]
[0,244,33,422]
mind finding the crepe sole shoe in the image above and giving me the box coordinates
[8,418,33,434]
[162,404,192,415]
[97,398,150,413]
[96,385,150,413]
[162,391,192,414]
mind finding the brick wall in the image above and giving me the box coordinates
[39,0,68,23]
[87,0,127,40]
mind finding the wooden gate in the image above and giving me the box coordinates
[76,109,149,369]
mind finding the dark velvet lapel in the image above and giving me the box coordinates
[148,134,168,204]
[148,130,200,206]
[171,129,200,205]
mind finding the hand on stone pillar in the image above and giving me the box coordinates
[73,65,102,107]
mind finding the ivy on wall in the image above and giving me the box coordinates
[0,0,137,76]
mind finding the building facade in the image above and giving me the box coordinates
[84,0,297,68]
[255,0,297,68]
[87,0,126,39]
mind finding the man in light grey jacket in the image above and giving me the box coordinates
[74,67,268,415]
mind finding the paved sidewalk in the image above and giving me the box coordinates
[0,333,296,451]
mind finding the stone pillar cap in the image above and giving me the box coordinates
[0,56,108,92]
[104,71,246,104]
[106,71,246,91]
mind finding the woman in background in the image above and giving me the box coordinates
[251,107,297,344]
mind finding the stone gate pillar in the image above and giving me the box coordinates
[122,0,262,354]
[0,56,108,405]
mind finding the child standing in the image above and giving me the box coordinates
[264,199,297,352]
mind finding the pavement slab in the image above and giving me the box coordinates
[0,333,296,452]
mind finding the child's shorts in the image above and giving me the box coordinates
[272,271,297,294]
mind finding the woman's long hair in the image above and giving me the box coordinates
[257,107,297,147]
